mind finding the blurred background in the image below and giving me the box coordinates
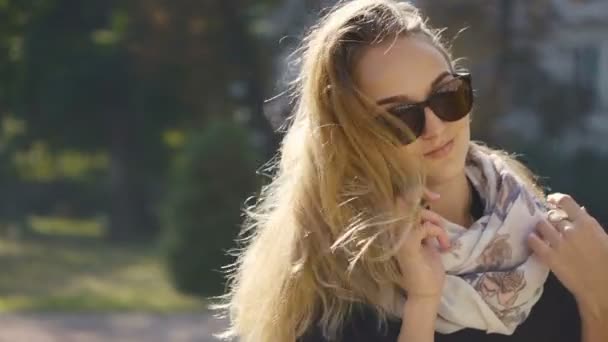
[0,0,606,341]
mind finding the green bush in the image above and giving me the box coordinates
[162,119,262,297]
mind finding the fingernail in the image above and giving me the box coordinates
[547,209,568,222]
[546,193,563,202]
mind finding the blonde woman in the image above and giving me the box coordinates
[213,0,608,341]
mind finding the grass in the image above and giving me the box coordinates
[0,234,208,313]
[27,215,106,238]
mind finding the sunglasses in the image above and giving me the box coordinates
[378,73,473,145]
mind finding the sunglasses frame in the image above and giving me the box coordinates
[382,72,473,145]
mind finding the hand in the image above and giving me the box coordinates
[528,193,608,314]
[395,189,451,301]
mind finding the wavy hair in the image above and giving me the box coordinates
[211,1,544,341]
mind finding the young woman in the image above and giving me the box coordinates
[214,1,608,341]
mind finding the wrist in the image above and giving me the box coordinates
[406,295,442,307]
[399,296,440,342]
[403,295,441,318]
[576,297,608,342]
[576,297,608,322]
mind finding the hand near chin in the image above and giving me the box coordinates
[528,193,608,315]
[395,189,451,302]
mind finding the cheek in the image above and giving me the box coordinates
[450,122,471,179]
[455,115,471,150]
[454,117,471,147]
[402,138,424,156]
[448,118,471,167]
[401,116,471,158]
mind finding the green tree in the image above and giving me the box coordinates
[5,0,281,241]
[162,120,261,296]
[13,0,177,239]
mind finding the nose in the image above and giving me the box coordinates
[420,106,446,140]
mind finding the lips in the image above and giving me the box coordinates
[424,139,454,156]
[424,139,454,159]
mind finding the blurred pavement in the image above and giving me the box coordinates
[0,312,228,342]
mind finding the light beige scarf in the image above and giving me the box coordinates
[397,145,550,335]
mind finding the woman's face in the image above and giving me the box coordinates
[355,35,471,186]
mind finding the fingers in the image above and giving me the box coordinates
[420,209,445,227]
[547,209,569,223]
[396,188,440,209]
[422,188,441,204]
[547,193,585,222]
[421,188,441,209]
[549,216,575,234]
[418,221,451,250]
[535,219,562,247]
[527,232,553,264]
[395,190,449,251]
[419,190,447,250]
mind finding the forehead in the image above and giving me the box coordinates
[354,36,452,103]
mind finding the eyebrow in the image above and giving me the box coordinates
[376,71,452,105]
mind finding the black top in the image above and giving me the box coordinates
[298,182,581,341]
[298,274,580,341]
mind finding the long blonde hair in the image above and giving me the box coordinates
[212,1,544,341]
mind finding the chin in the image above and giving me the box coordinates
[426,163,463,185]
[425,141,469,185]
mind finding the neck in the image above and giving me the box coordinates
[427,171,473,228]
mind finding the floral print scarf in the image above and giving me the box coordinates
[399,144,550,335]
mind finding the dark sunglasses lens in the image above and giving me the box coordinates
[430,77,473,121]
[388,106,425,144]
